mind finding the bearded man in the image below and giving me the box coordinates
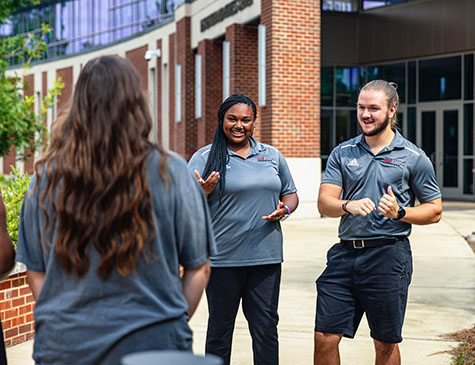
[314,80,442,365]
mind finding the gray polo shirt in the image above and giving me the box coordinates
[189,137,297,267]
[322,130,441,240]
[16,151,215,364]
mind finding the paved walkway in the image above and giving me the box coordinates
[6,206,475,364]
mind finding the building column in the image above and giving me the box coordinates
[197,39,222,148]
[225,24,261,140]
[171,17,196,160]
[261,0,321,217]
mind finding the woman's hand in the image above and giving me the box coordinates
[193,170,220,198]
[262,201,287,221]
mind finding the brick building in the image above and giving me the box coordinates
[0,0,474,348]
[2,0,322,218]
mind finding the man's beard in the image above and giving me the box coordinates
[361,114,390,137]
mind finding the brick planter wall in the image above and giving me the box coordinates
[0,263,35,347]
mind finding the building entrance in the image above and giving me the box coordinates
[418,104,465,199]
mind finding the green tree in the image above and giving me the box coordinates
[0,0,63,159]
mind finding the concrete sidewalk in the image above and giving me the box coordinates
[6,209,475,364]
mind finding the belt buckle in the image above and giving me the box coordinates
[353,240,365,249]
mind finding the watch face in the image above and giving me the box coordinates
[397,207,406,219]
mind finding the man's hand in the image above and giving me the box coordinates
[378,186,399,218]
[193,170,220,198]
[346,198,376,216]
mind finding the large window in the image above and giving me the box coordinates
[362,0,407,10]
[321,66,360,170]
[419,56,462,102]
[322,0,358,12]
[367,62,406,103]
[335,67,359,107]
[1,0,176,65]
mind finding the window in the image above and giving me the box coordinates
[419,56,462,102]
[3,0,177,65]
[320,109,333,171]
[322,0,358,12]
[362,0,406,10]
[367,62,406,103]
[335,67,359,107]
[464,54,474,100]
[321,67,334,107]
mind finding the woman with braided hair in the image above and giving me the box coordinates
[16,55,215,364]
[189,94,299,365]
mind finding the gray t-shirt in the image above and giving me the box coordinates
[16,150,216,364]
[322,130,441,240]
[188,137,297,267]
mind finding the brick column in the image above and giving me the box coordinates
[2,147,15,175]
[174,17,196,160]
[197,39,222,148]
[261,0,321,218]
[260,0,320,157]
[225,24,261,141]
[126,45,149,93]
[56,66,73,121]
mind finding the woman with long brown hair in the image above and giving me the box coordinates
[16,55,214,364]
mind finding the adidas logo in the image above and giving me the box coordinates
[348,159,359,167]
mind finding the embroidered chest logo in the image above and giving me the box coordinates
[383,158,403,166]
[347,158,359,167]
[257,157,273,162]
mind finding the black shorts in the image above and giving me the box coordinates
[314,238,412,343]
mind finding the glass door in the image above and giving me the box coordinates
[418,105,462,198]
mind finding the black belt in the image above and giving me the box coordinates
[341,238,405,249]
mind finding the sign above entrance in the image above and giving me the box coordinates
[200,0,253,32]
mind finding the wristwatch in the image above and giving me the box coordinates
[279,205,291,221]
[395,206,406,220]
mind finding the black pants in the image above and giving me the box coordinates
[205,264,281,365]
[0,319,6,365]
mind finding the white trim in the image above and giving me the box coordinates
[195,54,202,119]
[223,41,230,101]
[175,64,182,123]
[258,24,266,107]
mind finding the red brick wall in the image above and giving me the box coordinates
[56,67,73,118]
[126,45,149,93]
[0,271,35,347]
[169,33,176,152]
[197,39,222,148]
[2,147,15,175]
[226,24,261,141]
[261,0,321,157]
[175,17,196,160]
[23,74,35,174]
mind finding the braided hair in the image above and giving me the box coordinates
[202,94,257,197]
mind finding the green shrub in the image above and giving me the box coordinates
[1,167,31,249]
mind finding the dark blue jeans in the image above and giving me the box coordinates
[205,264,281,365]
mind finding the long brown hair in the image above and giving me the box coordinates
[35,55,168,278]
